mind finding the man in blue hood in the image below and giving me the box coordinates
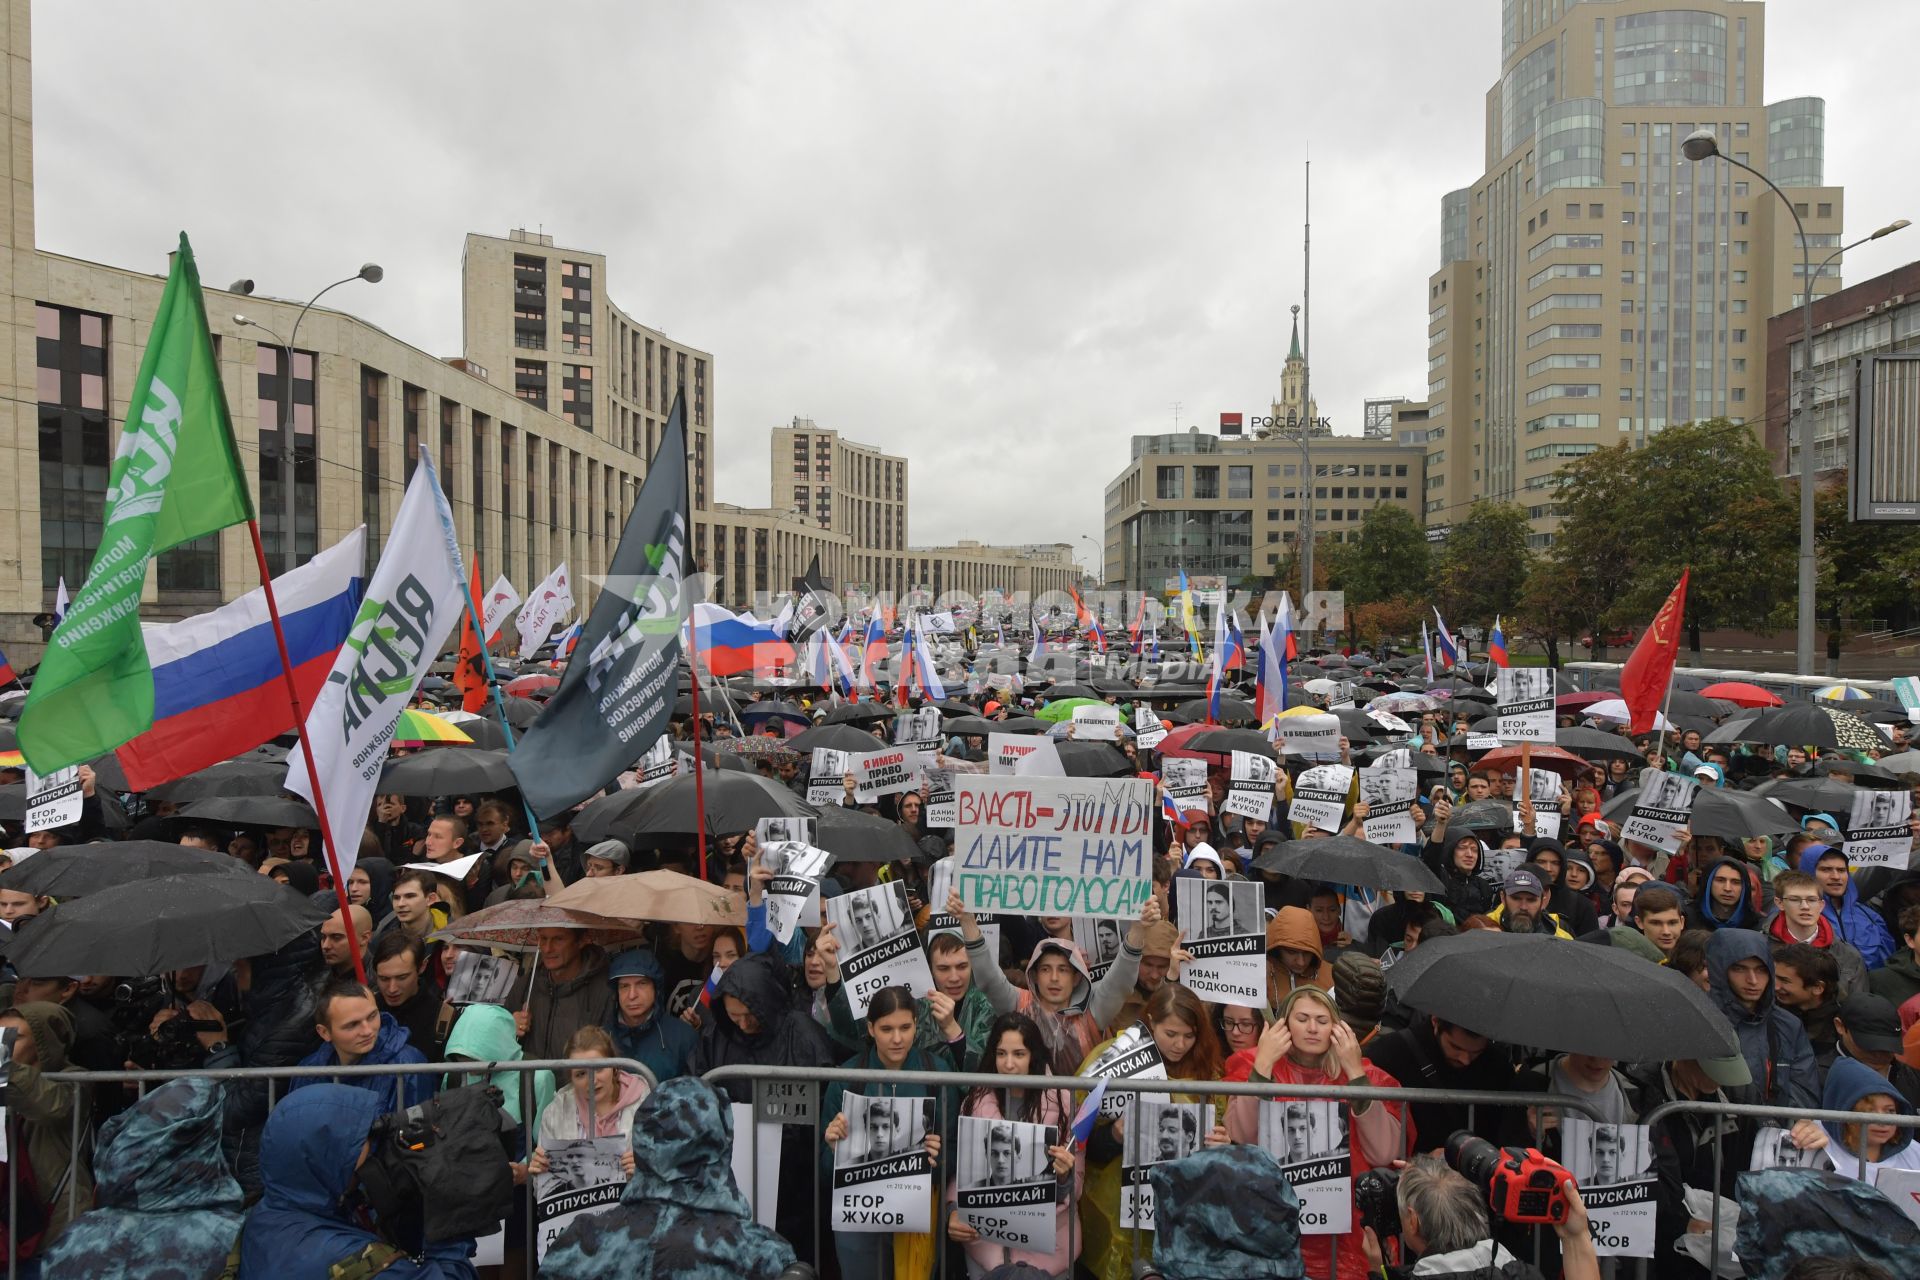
[1800,845,1895,969]
[604,947,696,1084]
[539,1077,796,1280]
[1705,929,1820,1108]
[288,980,433,1113]
[237,1084,476,1279]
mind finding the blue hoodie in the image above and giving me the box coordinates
[289,1010,433,1113]
[1695,856,1757,931]
[1820,1057,1917,1164]
[604,947,697,1084]
[1798,845,1896,969]
[1704,928,1820,1108]
[237,1085,476,1279]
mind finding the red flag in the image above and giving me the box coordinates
[1619,569,1689,736]
[453,557,489,713]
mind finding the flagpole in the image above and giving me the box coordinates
[246,519,367,986]
[688,606,710,880]
[450,563,546,845]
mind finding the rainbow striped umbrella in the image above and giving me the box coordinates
[0,749,23,769]
[391,708,473,746]
[1814,685,1872,702]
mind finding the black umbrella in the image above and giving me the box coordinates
[0,783,25,823]
[148,759,289,805]
[1752,777,1860,815]
[1173,697,1257,726]
[673,689,741,719]
[1554,725,1646,764]
[1251,835,1445,894]
[820,702,894,727]
[1686,788,1798,844]
[418,716,507,749]
[788,723,891,754]
[0,841,254,899]
[177,795,320,829]
[1739,704,1887,753]
[84,754,131,794]
[1704,714,1762,745]
[4,874,333,977]
[1042,685,1106,703]
[1385,931,1740,1061]
[573,771,812,843]
[810,804,925,864]
[1328,710,1377,745]
[1054,741,1134,778]
[1184,729,1277,760]
[379,748,518,796]
[1451,798,1516,833]
[740,700,809,728]
[1816,758,1904,787]
[1665,690,1734,719]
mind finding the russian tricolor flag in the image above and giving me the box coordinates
[860,616,889,697]
[116,529,366,792]
[1488,616,1509,668]
[1071,1077,1108,1149]
[690,603,795,678]
[0,644,17,690]
[1432,608,1459,670]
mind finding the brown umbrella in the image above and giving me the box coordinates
[427,898,648,953]
[547,868,745,926]
[1472,744,1594,780]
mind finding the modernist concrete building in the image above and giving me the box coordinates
[1422,0,1846,544]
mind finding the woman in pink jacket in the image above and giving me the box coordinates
[946,1013,1084,1280]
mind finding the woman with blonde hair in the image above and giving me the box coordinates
[1225,985,1404,1280]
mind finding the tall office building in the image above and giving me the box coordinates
[1424,0,1844,543]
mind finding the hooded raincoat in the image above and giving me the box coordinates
[1423,830,1498,920]
[1798,845,1896,969]
[538,1077,798,1280]
[236,1084,476,1279]
[1146,1146,1303,1280]
[603,947,698,1084]
[966,933,1141,1075]
[41,1077,244,1280]
[1703,929,1819,1108]
[1819,1056,1920,1181]
[3,1001,91,1245]
[1690,856,1760,931]
[442,1002,557,1137]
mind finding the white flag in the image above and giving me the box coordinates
[515,562,574,658]
[481,574,521,644]
[287,449,465,883]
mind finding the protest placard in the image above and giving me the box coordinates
[832,1095,934,1233]
[1467,734,1502,751]
[953,775,1154,919]
[925,857,998,958]
[1276,712,1340,760]
[1494,668,1556,743]
[633,735,678,790]
[1175,880,1265,1005]
[926,767,957,827]
[24,765,82,834]
[894,707,944,753]
[729,1102,782,1230]
[808,748,851,806]
[989,732,1045,774]
[1223,751,1277,821]
[1359,767,1418,846]
[1133,703,1168,750]
[1561,1116,1656,1258]
[851,745,921,800]
[1329,680,1357,710]
[1748,1125,1830,1172]
[1072,705,1121,741]
[1288,764,1352,835]
[1618,770,1697,855]
[1257,1100,1353,1234]
[1120,1098,1209,1229]
[1847,788,1913,870]
[761,841,834,944]
[1081,1024,1165,1119]
[445,949,520,1006]
[1874,1167,1920,1228]
[1161,758,1209,813]
[954,1117,1057,1253]
[1072,916,1125,981]
[532,1136,627,1260]
[1894,676,1920,724]
[756,816,814,847]
[823,881,933,1017]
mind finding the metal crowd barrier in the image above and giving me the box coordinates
[15,1056,649,1280]
[12,1060,1920,1280]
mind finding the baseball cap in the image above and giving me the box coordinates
[1839,994,1904,1054]
[1502,868,1545,897]
[1696,1054,1754,1088]
[1693,763,1723,785]
[983,701,1002,716]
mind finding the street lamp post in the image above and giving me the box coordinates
[1078,534,1102,585]
[234,264,383,573]
[1681,127,1906,676]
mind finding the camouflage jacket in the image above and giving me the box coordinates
[540,1076,797,1280]
[40,1077,243,1280]
[1148,1146,1304,1280]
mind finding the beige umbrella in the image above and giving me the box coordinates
[548,869,746,927]
[428,898,647,953]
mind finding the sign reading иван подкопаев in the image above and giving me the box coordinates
[953,775,1153,919]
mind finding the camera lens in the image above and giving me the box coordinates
[1444,1131,1501,1189]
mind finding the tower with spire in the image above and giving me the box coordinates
[1262,303,1323,438]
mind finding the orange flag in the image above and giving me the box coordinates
[453,556,489,713]
[1620,569,1689,736]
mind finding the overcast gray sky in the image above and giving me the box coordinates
[30,2,1920,572]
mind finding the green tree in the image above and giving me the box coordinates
[1328,505,1431,605]
[1544,442,1645,659]
[1513,556,1578,668]
[1434,501,1533,627]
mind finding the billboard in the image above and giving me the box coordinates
[1851,353,1920,522]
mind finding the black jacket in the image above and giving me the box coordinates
[1364,1017,1526,1148]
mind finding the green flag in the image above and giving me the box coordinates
[18,231,254,773]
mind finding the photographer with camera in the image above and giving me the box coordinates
[1360,1154,1599,1280]
[236,1083,483,1280]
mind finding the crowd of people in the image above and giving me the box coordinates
[2,631,1919,1280]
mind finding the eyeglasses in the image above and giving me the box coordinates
[1221,1018,1260,1033]
[1781,895,1823,907]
